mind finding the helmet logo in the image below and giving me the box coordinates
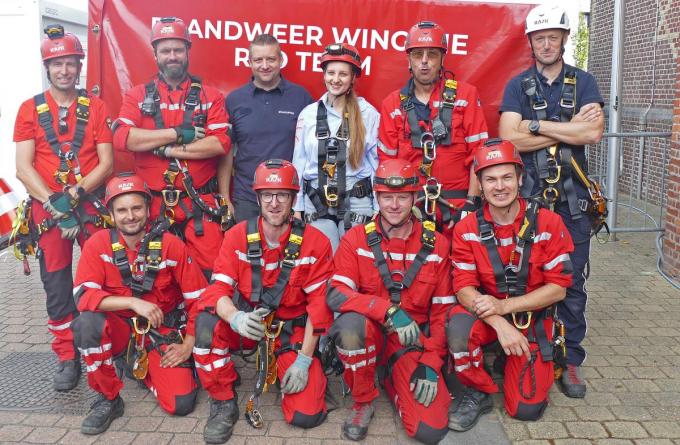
[418,36,433,42]
[51,45,65,53]
[534,18,549,25]
[118,182,135,191]
[486,150,502,160]
[266,173,282,183]
[160,25,175,34]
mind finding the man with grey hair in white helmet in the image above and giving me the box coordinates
[498,4,604,399]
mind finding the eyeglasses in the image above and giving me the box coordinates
[259,192,292,204]
[58,106,69,135]
[409,49,442,61]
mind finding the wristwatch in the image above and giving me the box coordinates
[528,120,541,136]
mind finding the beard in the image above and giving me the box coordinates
[117,220,147,237]
[158,59,188,81]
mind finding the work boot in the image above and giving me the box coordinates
[560,364,587,398]
[53,359,81,391]
[204,397,239,444]
[81,394,124,435]
[448,387,492,432]
[342,401,374,441]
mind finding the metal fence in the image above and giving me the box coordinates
[587,131,671,237]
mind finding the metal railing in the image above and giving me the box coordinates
[589,131,671,237]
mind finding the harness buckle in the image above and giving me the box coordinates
[161,189,181,208]
[390,270,405,290]
[511,311,532,330]
[421,132,436,162]
[560,97,575,109]
[132,317,151,335]
[54,169,70,186]
[321,162,337,179]
[423,178,441,216]
[316,129,330,139]
[542,187,559,207]
[323,185,339,207]
[532,100,548,111]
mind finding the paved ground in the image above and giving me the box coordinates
[0,223,678,444]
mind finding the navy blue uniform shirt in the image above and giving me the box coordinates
[226,77,312,203]
[499,63,604,174]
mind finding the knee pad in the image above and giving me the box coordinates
[72,311,106,349]
[290,410,327,429]
[414,421,448,445]
[329,312,366,351]
[195,311,220,349]
[446,311,476,354]
[173,388,198,416]
[513,399,548,421]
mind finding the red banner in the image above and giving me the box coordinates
[88,0,535,170]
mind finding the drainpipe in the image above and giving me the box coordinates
[606,0,625,240]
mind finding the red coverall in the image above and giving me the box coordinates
[113,75,230,275]
[378,79,488,237]
[326,219,454,443]
[448,199,574,419]
[71,229,207,415]
[193,218,334,428]
[13,91,112,361]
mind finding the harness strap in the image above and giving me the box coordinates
[109,221,167,297]
[364,219,437,305]
[34,90,90,185]
[245,217,306,311]
[399,77,457,149]
[314,101,349,215]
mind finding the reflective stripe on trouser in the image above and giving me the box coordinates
[555,200,591,367]
[32,199,104,361]
[72,311,198,415]
[149,194,223,277]
[446,305,554,419]
[329,312,449,440]
[193,311,328,426]
[302,176,374,253]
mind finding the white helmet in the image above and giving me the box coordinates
[525,4,570,35]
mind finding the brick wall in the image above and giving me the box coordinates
[662,56,680,280]
[588,0,678,204]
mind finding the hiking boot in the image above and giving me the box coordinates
[53,359,81,391]
[81,394,124,435]
[560,364,586,398]
[342,401,374,441]
[204,397,239,444]
[448,387,492,432]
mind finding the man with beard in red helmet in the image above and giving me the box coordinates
[327,158,454,444]
[447,139,573,431]
[378,21,488,239]
[113,17,231,280]
[192,160,334,443]
[72,173,207,435]
[14,24,113,391]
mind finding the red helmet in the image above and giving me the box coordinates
[374,159,420,193]
[473,139,524,175]
[405,21,447,53]
[40,24,84,62]
[320,43,362,77]
[151,17,191,47]
[104,173,152,207]
[253,159,300,192]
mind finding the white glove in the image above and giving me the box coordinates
[228,307,269,341]
[280,351,312,394]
